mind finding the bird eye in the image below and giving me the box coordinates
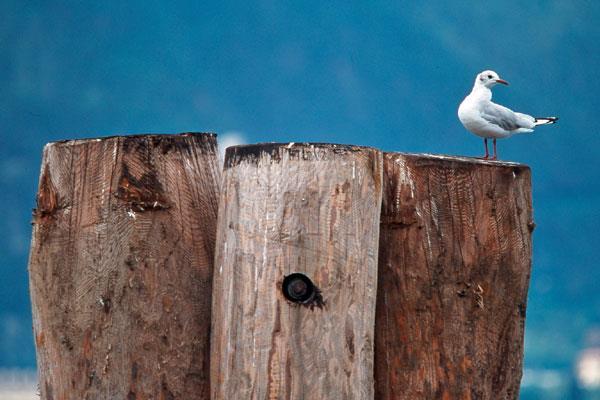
[487,74,493,79]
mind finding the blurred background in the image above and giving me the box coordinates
[1,1,598,398]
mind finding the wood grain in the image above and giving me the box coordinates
[211,143,383,399]
[374,153,533,400]
[28,133,220,400]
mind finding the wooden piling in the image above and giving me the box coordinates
[28,133,220,399]
[28,135,534,399]
[210,143,383,399]
[374,153,533,399]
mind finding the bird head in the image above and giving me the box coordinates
[475,70,509,88]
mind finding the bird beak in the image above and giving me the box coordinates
[495,78,509,85]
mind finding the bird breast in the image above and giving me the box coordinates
[458,97,509,139]
[457,98,476,125]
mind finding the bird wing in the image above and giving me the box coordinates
[480,102,525,131]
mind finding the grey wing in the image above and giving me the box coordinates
[480,102,525,131]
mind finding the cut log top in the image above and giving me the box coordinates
[224,143,529,176]
[386,151,529,168]
[224,142,381,168]
[45,132,217,151]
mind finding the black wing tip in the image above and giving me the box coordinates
[535,116,559,124]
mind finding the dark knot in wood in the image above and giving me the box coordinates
[34,166,60,222]
[114,164,170,212]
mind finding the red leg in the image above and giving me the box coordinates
[492,138,497,160]
[483,138,489,159]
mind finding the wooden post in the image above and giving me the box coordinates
[374,153,533,399]
[28,133,220,399]
[210,143,383,399]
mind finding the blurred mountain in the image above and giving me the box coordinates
[1,1,598,394]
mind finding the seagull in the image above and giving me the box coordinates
[458,70,558,160]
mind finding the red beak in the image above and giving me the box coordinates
[495,78,509,85]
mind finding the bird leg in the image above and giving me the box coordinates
[492,138,497,160]
[482,138,489,159]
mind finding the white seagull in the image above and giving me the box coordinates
[458,70,558,160]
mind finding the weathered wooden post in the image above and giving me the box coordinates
[210,143,383,399]
[28,133,220,399]
[374,153,533,399]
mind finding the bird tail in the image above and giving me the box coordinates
[534,116,559,126]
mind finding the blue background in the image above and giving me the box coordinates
[1,1,598,398]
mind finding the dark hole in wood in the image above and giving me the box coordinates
[281,273,325,310]
[282,273,315,303]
